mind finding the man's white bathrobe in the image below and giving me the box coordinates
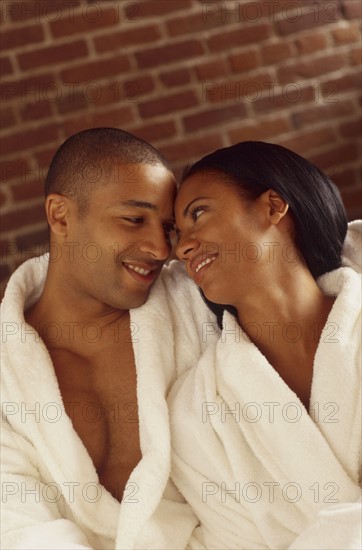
[1,256,214,550]
[169,224,362,550]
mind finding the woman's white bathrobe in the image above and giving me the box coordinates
[1,256,215,550]
[169,227,362,549]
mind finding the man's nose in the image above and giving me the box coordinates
[139,226,171,261]
[175,232,198,261]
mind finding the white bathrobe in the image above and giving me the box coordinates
[1,255,215,550]
[169,224,362,550]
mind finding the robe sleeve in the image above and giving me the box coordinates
[1,417,94,549]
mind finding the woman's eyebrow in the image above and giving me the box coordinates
[182,196,209,217]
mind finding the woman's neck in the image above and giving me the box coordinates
[234,263,335,350]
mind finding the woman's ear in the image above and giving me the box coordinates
[264,189,289,225]
[45,194,72,237]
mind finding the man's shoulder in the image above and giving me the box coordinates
[1,255,48,331]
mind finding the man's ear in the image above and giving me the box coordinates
[261,189,289,225]
[45,194,73,237]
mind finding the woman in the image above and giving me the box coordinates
[168,142,361,549]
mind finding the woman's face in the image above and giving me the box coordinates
[175,171,270,305]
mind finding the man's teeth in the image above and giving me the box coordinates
[126,264,151,276]
[195,256,216,274]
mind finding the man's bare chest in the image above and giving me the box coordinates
[51,346,142,501]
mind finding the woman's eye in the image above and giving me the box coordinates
[190,206,205,221]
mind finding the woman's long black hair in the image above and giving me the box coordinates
[181,141,348,327]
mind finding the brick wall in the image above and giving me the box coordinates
[1,0,361,291]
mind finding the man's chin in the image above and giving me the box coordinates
[126,287,153,310]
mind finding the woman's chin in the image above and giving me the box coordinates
[202,286,227,306]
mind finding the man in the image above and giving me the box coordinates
[1,128,214,549]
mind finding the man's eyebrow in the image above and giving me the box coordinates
[111,200,157,211]
[183,197,209,217]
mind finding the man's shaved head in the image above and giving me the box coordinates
[44,127,169,215]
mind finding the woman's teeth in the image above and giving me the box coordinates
[126,264,151,276]
[195,256,216,274]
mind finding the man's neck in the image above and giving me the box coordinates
[25,278,129,357]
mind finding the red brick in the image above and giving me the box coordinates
[228,117,291,143]
[341,0,362,19]
[321,72,362,96]
[166,11,226,37]
[0,57,13,76]
[11,179,44,201]
[296,33,327,55]
[160,134,224,163]
[0,263,11,284]
[63,106,134,136]
[86,107,134,129]
[208,24,271,52]
[123,76,154,99]
[261,42,293,63]
[139,90,198,119]
[293,100,356,127]
[35,148,56,168]
[124,0,192,18]
[61,56,130,84]
[0,73,56,102]
[276,4,341,35]
[195,59,229,80]
[351,47,362,66]
[332,169,358,189]
[278,128,334,155]
[0,24,44,50]
[94,25,160,53]
[129,121,177,143]
[311,143,359,172]
[20,100,53,121]
[1,124,59,155]
[80,81,120,107]
[254,85,315,113]
[50,6,118,38]
[57,92,88,114]
[18,40,88,71]
[160,69,191,88]
[204,72,274,104]
[0,158,29,183]
[5,1,80,23]
[15,228,49,255]
[230,49,260,73]
[1,203,46,232]
[183,104,247,132]
[0,107,16,128]
[332,23,360,44]
[136,40,204,69]
[341,189,362,219]
[0,190,7,207]
[239,0,317,19]
[277,54,347,82]
[79,77,154,108]
[339,119,362,139]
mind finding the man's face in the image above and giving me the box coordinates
[64,163,176,311]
